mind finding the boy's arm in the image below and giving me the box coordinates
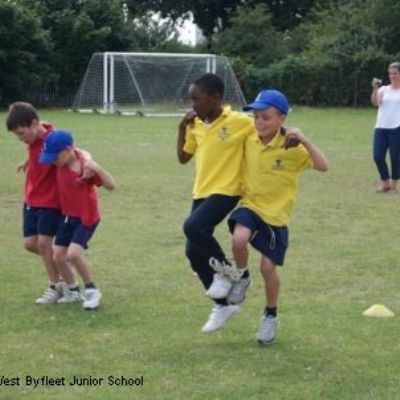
[284,127,329,172]
[301,139,329,172]
[81,160,116,191]
[177,110,196,164]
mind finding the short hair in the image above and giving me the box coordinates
[6,102,39,131]
[194,73,224,97]
[389,62,400,72]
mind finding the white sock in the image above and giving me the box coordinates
[68,283,79,290]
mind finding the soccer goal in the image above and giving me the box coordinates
[72,52,246,116]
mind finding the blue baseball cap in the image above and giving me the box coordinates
[243,89,289,114]
[39,130,73,164]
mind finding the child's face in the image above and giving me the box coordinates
[188,84,220,120]
[254,107,286,137]
[12,120,40,144]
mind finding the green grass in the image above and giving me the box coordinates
[0,107,399,399]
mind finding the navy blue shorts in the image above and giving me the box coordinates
[228,207,288,266]
[54,216,99,249]
[23,204,62,237]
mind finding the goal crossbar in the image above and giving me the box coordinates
[73,52,245,116]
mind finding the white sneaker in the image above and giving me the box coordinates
[56,281,67,297]
[227,278,251,305]
[83,288,102,310]
[35,286,61,304]
[57,289,83,304]
[206,273,233,299]
[256,315,279,345]
[201,304,240,333]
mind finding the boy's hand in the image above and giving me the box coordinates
[282,127,305,149]
[179,109,197,128]
[17,160,28,173]
[80,159,99,180]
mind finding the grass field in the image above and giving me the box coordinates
[0,107,399,400]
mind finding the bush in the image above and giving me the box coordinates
[239,51,397,106]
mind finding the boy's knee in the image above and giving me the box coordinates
[66,248,82,263]
[23,238,38,254]
[260,262,276,276]
[183,218,198,239]
[232,233,248,250]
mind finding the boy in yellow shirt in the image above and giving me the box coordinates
[209,89,329,344]
[177,73,254,333]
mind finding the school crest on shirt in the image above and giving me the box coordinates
[218,127,229,141]
[272,159,284,170]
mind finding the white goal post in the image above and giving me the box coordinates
[72,52,246,116]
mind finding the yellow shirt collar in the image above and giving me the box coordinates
[196,105,232,125]
[252,128,285,148]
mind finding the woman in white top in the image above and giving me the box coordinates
[371,62,400,192]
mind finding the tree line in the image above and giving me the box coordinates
[1,0,399,107]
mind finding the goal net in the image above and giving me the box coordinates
[72,52,246,116]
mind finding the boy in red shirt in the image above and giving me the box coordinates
[39,130,115,310]
[6,102,65,304]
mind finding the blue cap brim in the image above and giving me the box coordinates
[243,102,289,114]
[243,102,274,111]
[39,152,59,164]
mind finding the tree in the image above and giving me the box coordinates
[257,0,397,106]
[298,0,386,63]
[371,0,400,55]
[127,0,317,48]
[22,0,119,90]
[126,11,185,52]
[0,0,52,104]
[213,4,287,66]
[247,0,317,32]
[126,0,247,49]
[19,0,189,92]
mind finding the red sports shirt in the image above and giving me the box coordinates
[57,149,102,227]
[25,123,60,209]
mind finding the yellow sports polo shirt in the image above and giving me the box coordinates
[183,106,254,199]
[241,130,314,226]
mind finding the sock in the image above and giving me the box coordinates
[85,282,96,290]
[241,268,249,279]
[265,306,277,318]
[69,284,80,291]
[215,298,228,306]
